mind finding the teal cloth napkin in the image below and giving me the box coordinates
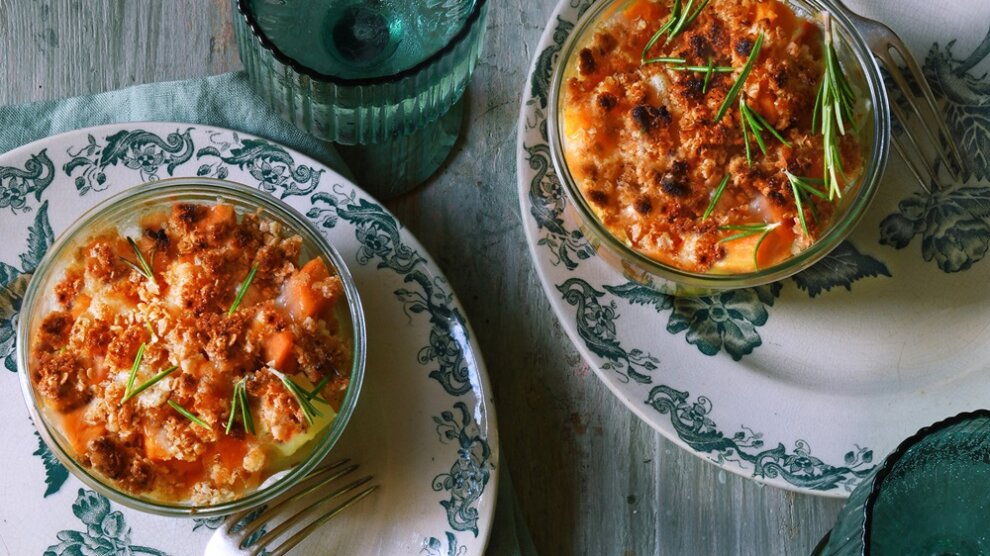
[0,71,535,556]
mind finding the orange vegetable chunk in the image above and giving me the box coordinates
[265,330,297,372]
[284,258,333,322]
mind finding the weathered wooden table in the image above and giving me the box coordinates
[0,1,845,553]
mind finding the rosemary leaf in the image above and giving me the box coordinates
[740,99,768,155]
[119,257,149,279]
[740,106,754,166]
[227,262,259,316]
[718,222,779,256]
[715,32,764,123]
[789,173,811,237]
[665,0,697,43]
[641,0,681,61]
[811,79,824,133]
[239,383,255,435]
[702,57,715,92]
[642,0,709,60]
[643,56,687,66]
[225,379,254,435]
[721,223,775,232]
[168,400,211,430]
[225,382,239,434]
[669,64,734,73]
[121,365,177,404]
[719,229,762,243]
[678,0,710,36]
[306,371,335,406]
[752,225,778,270]
[746,102,791,146]
[268,367,322,425]
[702,174,730,221]
[787,172,828,200]
[123,342,147,399]
[127,237,154,280]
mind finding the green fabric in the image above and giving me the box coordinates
[0,70,534,556]
[0,72,352,180]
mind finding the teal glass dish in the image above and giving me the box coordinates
[820,410,990,555]
[233,0,489,198]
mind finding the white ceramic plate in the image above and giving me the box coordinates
[517,0,990,496]
[0,122,498,554]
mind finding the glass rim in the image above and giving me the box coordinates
[234,0,489,86]
[546,0,891,290]
[16,177,367,517]
[860,409,990,553]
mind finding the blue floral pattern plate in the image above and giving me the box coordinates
[0,122,498,554]
[517,0,990,496]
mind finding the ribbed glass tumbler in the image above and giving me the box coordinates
[233,0,489,198]
[821,410,990,555]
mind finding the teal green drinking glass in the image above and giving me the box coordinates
[233,0,489,198]
[820,411,990,555]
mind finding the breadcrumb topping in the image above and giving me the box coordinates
[562,0,863,272]
[31,202,352,505]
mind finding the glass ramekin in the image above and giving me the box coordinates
[548,0,890,296]
[16,177,366,517]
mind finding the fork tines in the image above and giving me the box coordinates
[223,459,378,556]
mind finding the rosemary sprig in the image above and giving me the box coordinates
[718,223,778,243]
[120,365,177,404]
[669,64,734,73]
[702,174,730,221]
[641,0,709,62]
[123,342,147,398]
[784,171,829,238]
[641,0,681,61]
[785,171,827,199]
[225,379,255,435]
[642,56,687,66]
[714,32,764,123]
[168,399,211,430]
[719,222,780,269]
[817,13,856,199]
[666,0,708,44]
[788,175,810,237]
[120,237,155,281]
[268,367,322,425]
[227,262,259,316]
[702,57,715,92]
[305,372,334,406]
[738,97,791,166]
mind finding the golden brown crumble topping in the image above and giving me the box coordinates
[32,202,352,505]
[561,0,863,272]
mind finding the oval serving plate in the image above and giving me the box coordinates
[517,0,990,496]
[0,122,498,554]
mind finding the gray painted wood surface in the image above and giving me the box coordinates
[0,0,845,554]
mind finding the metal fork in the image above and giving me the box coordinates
[205,459,378,556]
[832,0,968,192]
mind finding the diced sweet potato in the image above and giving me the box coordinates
[284,259,332,321]
[265,330,297,372]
